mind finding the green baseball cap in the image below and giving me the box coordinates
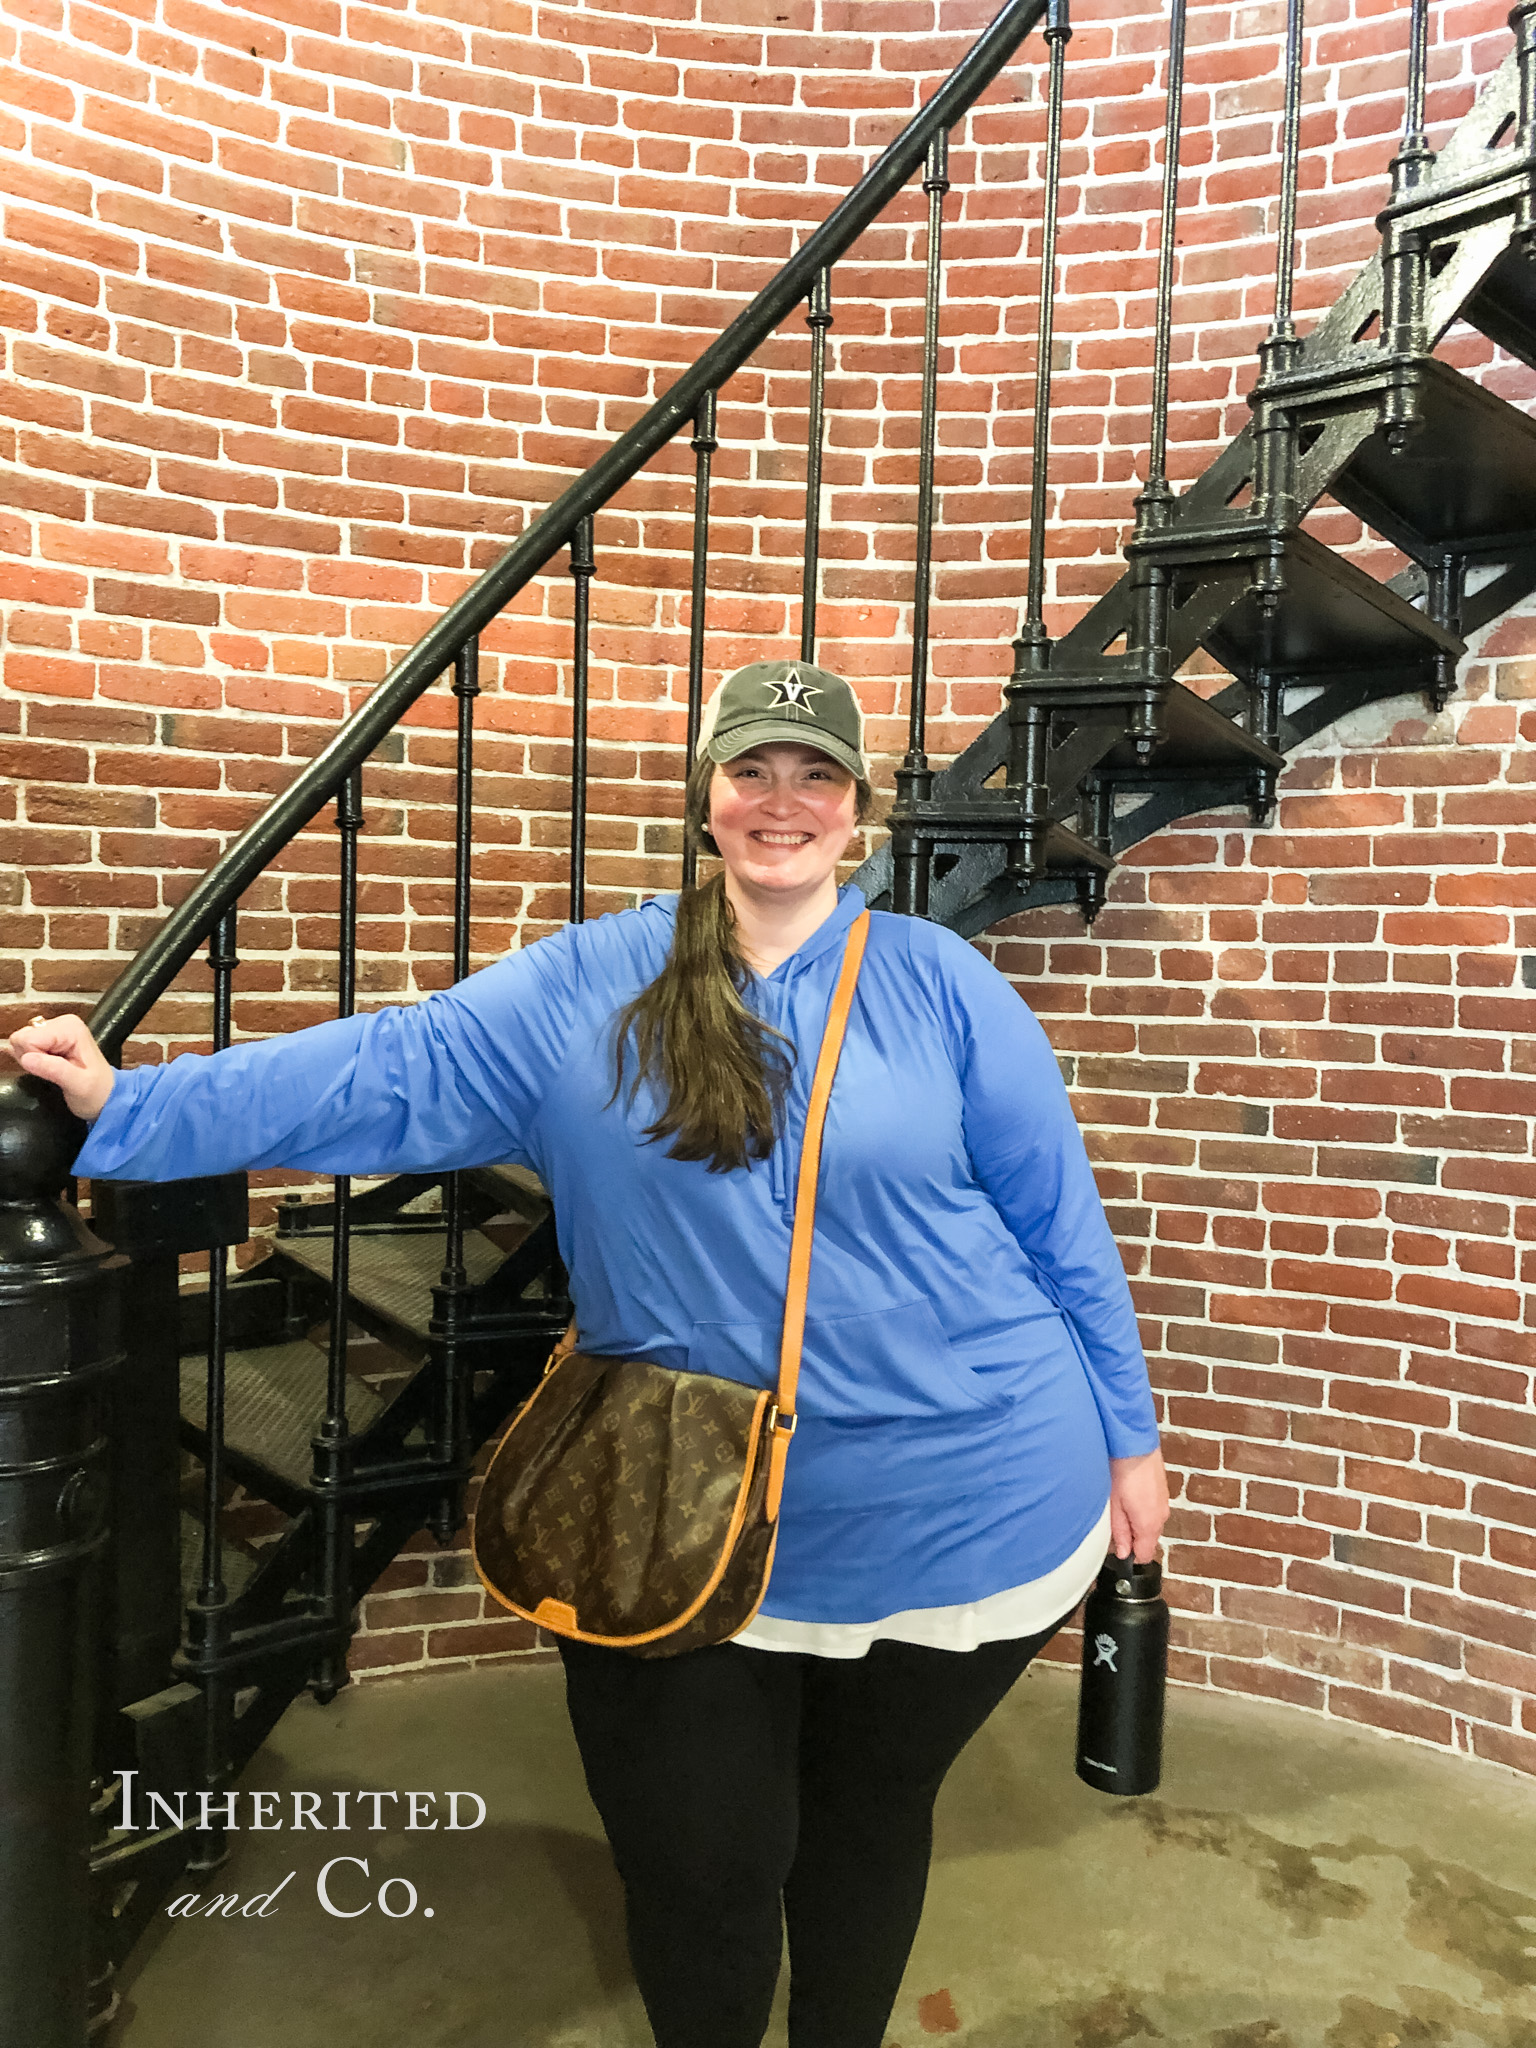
[703,660,867,781]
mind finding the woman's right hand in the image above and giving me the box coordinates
[7,1014,116,1123]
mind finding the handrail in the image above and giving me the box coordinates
[88,0,1050,1056]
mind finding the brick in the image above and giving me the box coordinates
[1471,1725,1536,1776]
[425,1616,539,1659]
[1340,1610,1463,1671]
[1316,1147,1438,1186]
[94,579,219,626]
[1331,1534,1456,1588]
[1327,1684,1454,1748]
[1411,1588,1536,1658]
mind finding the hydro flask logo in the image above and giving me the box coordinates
[1092,1632,1119,1672]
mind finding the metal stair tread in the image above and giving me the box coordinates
[1466,239,1536,373]
[1041,819,1115,872]
[1088,679,1285,775]
[178,1339,389,1490]
[275,1228,507,1339]
[1202,526,1464,683]
[1332,355,1536,554]
[178,1508,259,1601]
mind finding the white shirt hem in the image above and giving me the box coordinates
[732,1502,1111,1659]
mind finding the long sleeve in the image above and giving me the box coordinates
[74,928,579,1185]
[925,928,1160,1460]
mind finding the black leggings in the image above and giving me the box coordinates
[558,1614,1068,2048]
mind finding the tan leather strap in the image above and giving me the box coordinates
[766,909,870,1518]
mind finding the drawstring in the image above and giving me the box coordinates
[746,890,863,1226]
[760,972,796,1224]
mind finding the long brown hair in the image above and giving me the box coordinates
[611,753,874,1173]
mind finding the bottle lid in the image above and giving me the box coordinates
[1100,1553,1163,1601]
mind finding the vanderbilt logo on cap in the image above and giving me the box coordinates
[764,674,822,712]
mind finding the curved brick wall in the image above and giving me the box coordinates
[0,0,1530,1767]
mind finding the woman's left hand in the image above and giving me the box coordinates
[1107,1446,1170,1565]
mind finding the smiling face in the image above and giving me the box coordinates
[706,741,860,902]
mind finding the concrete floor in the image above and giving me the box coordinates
[109,1658,1536,2048]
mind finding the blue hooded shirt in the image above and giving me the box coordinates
[76,886,1159,1624]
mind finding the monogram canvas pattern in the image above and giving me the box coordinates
[473,1353,777,1658]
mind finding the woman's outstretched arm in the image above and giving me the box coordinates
[8,931,577,1185]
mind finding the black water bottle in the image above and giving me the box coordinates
[1075,1553,1168,1796]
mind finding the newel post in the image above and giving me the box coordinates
[0,1074,123,2048]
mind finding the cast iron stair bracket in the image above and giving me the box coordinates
[1469,231,1536,368]
[1034,674,1287,801]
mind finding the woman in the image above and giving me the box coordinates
[13,658,1168,2048]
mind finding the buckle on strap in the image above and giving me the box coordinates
[767,1405,798,1437]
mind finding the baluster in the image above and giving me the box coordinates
[683,395,717,892]
[1139,0,1186,533]
[1517,0,1536,163]
[1251,0,1306,809]
[1127,0,1187,762]
[312,766,361,1703]
[450,642,479,989]
[1383,0,1434,436]
[1253,0,1305,517]
[181,902,240,1867]
[800,267,833,663]
[570,517,594,925]
[196,906,239,1621]
[892,132,951,919]
[429,642,480,1533]
[1017,0,1071,675]
[1005,0,1072,881]
[1270,0,1305,355]
[1400,0,1432,178]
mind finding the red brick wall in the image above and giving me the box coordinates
[1,0,1531,1761]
